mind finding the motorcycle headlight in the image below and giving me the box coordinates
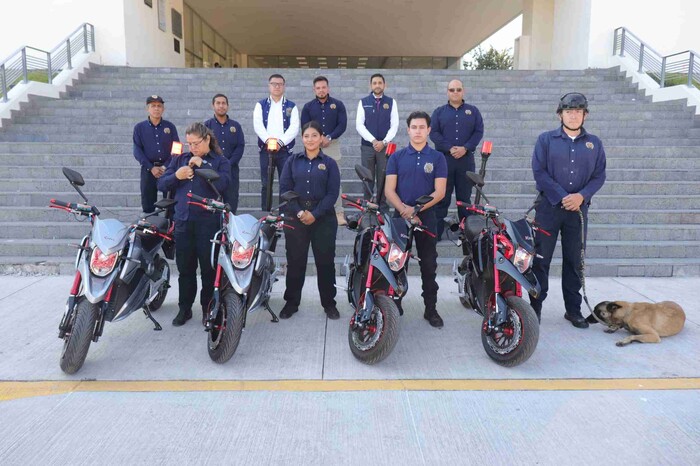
[231,240,256,269]
[89,246,120,277]
[513,247,534,273]
[387,243,409,272]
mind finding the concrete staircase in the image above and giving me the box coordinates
[1,66,699,276]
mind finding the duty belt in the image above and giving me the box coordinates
[300,199,319,210]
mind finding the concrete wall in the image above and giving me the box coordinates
[551,0,591,69]
[123,0,185,67]
[588,0,700,69]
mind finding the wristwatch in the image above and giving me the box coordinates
[297,211,304,219]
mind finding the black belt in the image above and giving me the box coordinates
[300,199,319,209]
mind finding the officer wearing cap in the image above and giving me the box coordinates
[384,111,447,328]
[430,79,484,240]
[530,92,606,329]
[301,76,348,225]
[133,95,180,213]
[356,73,399,211]
[253,74,300,210]
[158,122,230,326]
[204,93,245,213]
[278,121,341,320]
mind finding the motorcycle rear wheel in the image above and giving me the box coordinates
[208,290,245,364]
[481,296,539,367]
[59,298,98,374]
[146,256,169,312]
[348,293,400,365]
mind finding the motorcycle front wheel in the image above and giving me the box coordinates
[59,298,98,374]
[348,292,400,365]
[208,290,245,364]
[481,296,539,367]
[146,256,169,312]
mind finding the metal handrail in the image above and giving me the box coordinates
[613,27,699,89]
[0,23,95,102]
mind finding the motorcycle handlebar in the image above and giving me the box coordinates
[50,199,97,216]
[186,193,228,212]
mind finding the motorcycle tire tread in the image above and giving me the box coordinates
[349,293,400,365]
[208,291,245,364]
[481,296,539,368]
[59,298,98,374]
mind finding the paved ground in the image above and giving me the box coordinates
[0,274,698,465]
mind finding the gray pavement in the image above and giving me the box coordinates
[0,275,699,465]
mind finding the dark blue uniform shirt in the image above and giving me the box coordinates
[158,152,230,222]
[386,143,448,205]
[430,101,484,153]
[532,126,607,206]
[279,151,340,219]
[300,96,347,140]
[204,115,245,166]
[133,118,179,169]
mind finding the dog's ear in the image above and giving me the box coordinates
[607,302,622,312]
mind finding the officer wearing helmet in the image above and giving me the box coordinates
[530,93,606,329]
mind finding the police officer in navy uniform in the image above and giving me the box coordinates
[278,121,341,320]
[384,111,447,328]
[530,93,606,328]
[430,79,484,240]
[133,95,180,213]
[158,123,230,326]
[253,74,300,210]
[356,73,399,211]
[301,76,348,225]
[205,93,245,213]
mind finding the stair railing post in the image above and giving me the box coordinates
[21,48,28,83]
[638,43,644,72]
[688,53,695,88]
[47,51,53,84]
[1,64,7,102]
[660,56,666,88]
[620,29,626,57]
[83,24,89,53]
[66,39,72,70]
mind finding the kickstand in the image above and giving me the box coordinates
[143,307,162,331]
[264,303,279,323]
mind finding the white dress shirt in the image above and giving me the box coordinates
[253,96,300,146]
[355,95,399,143]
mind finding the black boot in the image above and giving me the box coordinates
[423,306,444,328]
[279,303,298,319]
[172,307,192,327]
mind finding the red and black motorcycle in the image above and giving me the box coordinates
[445,142,547,367]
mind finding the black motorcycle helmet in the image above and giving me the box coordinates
[556,92,589,114]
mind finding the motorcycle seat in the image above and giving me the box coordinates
[464,215,487,241]
[143,215,170,233]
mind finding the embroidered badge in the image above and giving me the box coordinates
[230,126,236,133]
[151,95,158,99]
[286,107,293,117]
[465,109,472,115]
[164,127,171,134]
[383,103,390,110]
[424,163,434,174]
[586,142,594,149]
[330,103,336,110]
[318,163,326,171]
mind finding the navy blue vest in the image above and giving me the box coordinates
[257,97,296,150]
[360,94,393,146]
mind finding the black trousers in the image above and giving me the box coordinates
[140,166,166,214]
[530,200,588,316]
[283,213,337,309]
[434,152,475,239]
[394,209,439,309]
[259,148,289,210]
[174,215,220,312]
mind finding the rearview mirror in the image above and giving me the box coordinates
[154,198,177,209]
[195,168,220,181]
[354,164,373,182]
[415,195,433,205]
[62,167,85,186]
[466,172,484,187]
[281,191,300,201]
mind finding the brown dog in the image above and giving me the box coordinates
[586,301,686,346]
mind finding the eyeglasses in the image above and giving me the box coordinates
[269,82,285,87]
[448,88,463,92]
[186,138,205,148]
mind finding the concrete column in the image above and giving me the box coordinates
[520,0,554,70]
[551,0,592,69]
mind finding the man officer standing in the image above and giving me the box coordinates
[384,111,447,328]
[431,79,484,240]
[133,95,179,214]
[301,76,348,225]
[530,93,606,328]
[253,74,300,210]
[356,73,399,210]
[205,93,245,213]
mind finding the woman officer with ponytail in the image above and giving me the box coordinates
[159,122,230,326]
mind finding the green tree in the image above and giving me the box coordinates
[463,46,514,70]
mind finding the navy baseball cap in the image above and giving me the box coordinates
[146,95,164,104]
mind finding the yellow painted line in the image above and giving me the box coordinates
[1,378,699,402]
